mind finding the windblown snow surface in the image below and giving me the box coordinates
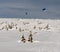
[0,18,60,52]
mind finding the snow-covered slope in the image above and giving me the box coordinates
[0,18,60,52]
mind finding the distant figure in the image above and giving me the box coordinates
[28,32,33,43]
[21,35,26,43]
[42,8,46,11]
[25,12,28,15]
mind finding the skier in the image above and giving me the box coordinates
[21,35,26,43]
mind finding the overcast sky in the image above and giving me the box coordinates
[0,0,60,19]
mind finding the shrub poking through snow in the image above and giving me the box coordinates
[39,27,42,30]
[19,28,24,32]
[5,25,8,30]
[8,24,13,29]
[16,27,17,29]
[21,35,26,43]
[28,31,33,43]
[19,28,21,32]
[44,24,50,30]
[33,25,36,29]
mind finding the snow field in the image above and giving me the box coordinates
[0,18,60,52]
